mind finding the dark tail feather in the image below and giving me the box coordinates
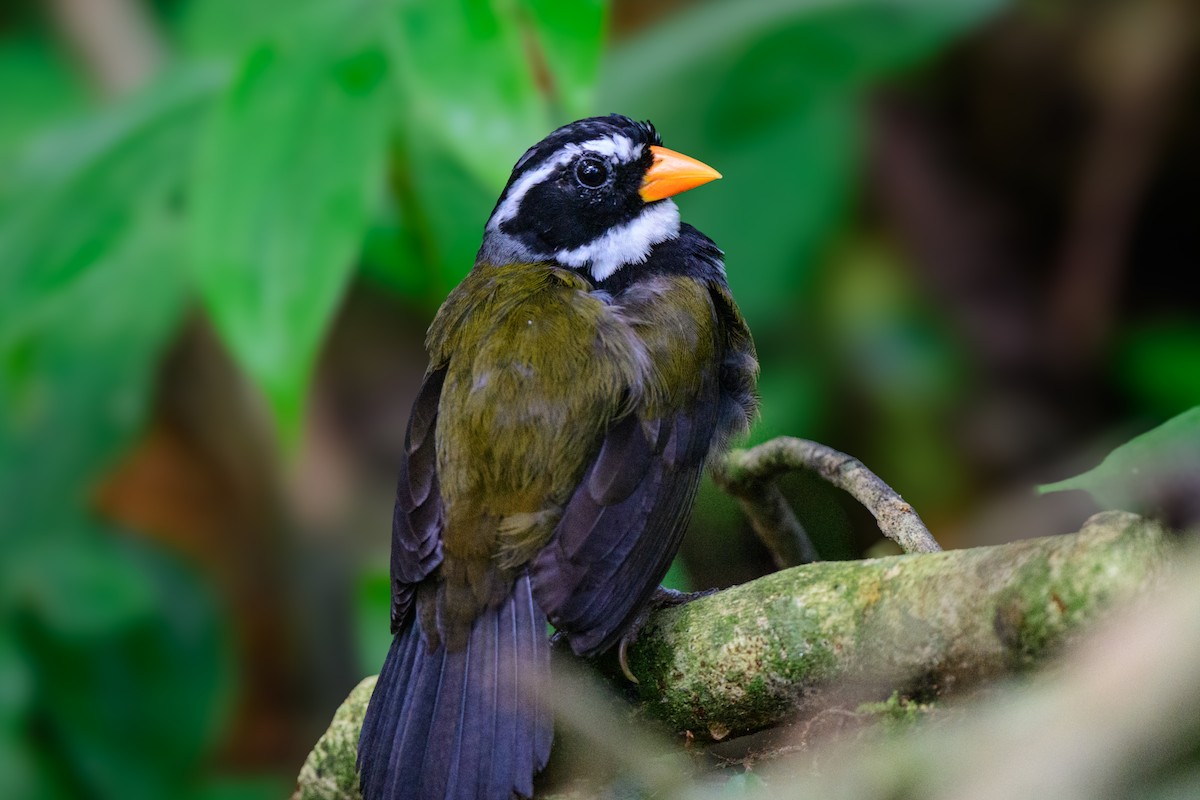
[358,572,552,800]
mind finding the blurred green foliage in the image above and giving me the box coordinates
[1,525,234,800]
[1116,322,1200,419]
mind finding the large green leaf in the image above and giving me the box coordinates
[674,96,860,330]
[0,199,191,535]
[0,67,221,799]
[517,0,608,120]
[1,198,193,543]
[0,66,220,326]
[0,34,85,169]
[403,133,498,291]
[190,8,393,438]
[387,0,556,190]
[1039,407,1200,514]
[0,69,213,528]
[358,194,434,301]
[177,0,331,57]
[357,125,496,303]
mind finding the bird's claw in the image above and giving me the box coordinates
[618,637,639,684]
[617,586,719,684]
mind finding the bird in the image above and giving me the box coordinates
[357,114,758,800]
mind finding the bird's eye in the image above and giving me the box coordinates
[574,157,609,189]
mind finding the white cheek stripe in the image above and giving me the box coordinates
[487,135,643,231]
[555,200,681,282]
[488,153,570,231]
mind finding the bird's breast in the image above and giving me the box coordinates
[429,264,722,566]
[432,265,645,511]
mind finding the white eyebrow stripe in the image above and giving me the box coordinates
[486,135,645,231]
[579,134,641,162]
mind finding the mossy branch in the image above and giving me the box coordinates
[625,510,1164,740]
[294,511,1168,798]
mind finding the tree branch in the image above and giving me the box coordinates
[626,511,1161,740]
[293,511,1167,799]
[713,437,941,561]
[702,521,1200,800]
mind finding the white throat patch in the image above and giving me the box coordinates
[555,200,681,282]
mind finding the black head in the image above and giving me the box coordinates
[479,115,687,281]
[503,114,662,195]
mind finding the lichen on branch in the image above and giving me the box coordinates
[626,511,1166,740]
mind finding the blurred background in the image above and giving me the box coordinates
[2,0,1198,796]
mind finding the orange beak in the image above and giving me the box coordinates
[639,145,721,202]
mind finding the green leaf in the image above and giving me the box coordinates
[1038,407,1200,513]
[0,34,85,168]
[0,729,53,800]
[0,198,190,535]
[27,532,233,800]
[517,0,608,119]
[0,69,215,525]
[600,0,1004,329]
[603,0,1003,98]
[187,774,294,800]
[371,1,606,301]
[8,533,158,638]
[1117,320,1200,418]
[0,65,220,324]
[0,624,33,726]
[177,0,330,58]
[358,195,434,301]
[403,134,498,292]
[190,11,393,440]
[354,567,392,675]
[388,0,555,190]
[359,128,493,305]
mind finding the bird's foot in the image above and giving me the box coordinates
[618,586,719,684]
